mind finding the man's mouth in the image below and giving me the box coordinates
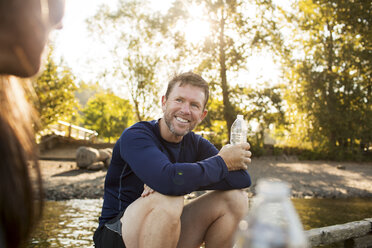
[175,116,190,123]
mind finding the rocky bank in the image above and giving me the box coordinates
[38,156,372,201]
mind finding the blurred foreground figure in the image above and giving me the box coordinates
[0,0,64,247]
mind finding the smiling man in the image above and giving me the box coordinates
[94,72,252,248]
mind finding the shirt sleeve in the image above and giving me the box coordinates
[195,137,252,191]
[197,170,251,190]
[120,126,229,196]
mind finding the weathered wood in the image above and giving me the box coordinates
[345,233,372,248]
[306,218,372,246]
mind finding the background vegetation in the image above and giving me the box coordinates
[33,0,371,161]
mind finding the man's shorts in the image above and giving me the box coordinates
[93,210,126,248]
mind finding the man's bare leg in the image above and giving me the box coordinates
[177,189,249,248]
[121,191,184,248]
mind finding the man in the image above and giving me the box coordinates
[94,72,252,248]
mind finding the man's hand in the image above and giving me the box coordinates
[218,143,252,171]
[141,184,155,197]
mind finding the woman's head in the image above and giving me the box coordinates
[0,1,65,247]
[0,0,65,77]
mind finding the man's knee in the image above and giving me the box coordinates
[149,192,184,220]
[221,189,249,218]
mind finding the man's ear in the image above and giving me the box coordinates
[161,95,167,112]
[200,109,208,121]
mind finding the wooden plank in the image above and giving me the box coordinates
[305,218,372,246]
[345,233,372,248]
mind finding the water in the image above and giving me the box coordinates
[29,198,372,248]
[230,133,247,145]
[29,199,102,248]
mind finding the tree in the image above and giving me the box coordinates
[236,85,285,148]
[88,0,286,135]
[162,0,285,138]
[33,51,79,131]
[82,92,134,142]
[88,0,162,121]
[282,0,371,158]
[75,81,103,107]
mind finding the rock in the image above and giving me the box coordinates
[98,148,112,161]
[76,146,100,169]
[337,165,346,170]
[104,156,111,168]
[87,161,105,171]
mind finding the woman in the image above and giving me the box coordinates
[0,0,65,247]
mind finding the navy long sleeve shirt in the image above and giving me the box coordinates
[98,120,251,227]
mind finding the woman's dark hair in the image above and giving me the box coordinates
[0,76,43,248]
[165,72,210,109]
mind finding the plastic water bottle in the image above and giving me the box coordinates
[235,179,308,248]
[230,115,247,144]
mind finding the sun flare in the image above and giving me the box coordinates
[184,20,211,44]
[182,3,211,44]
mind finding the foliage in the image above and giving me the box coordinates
[84,0,372,161]
[163,0,285,139]
[196,97,228,149]
[280,0,372,159]
[32,51,79,131]
[75,81,103,107]
[231,85,285,147]
[82,92,134,142]
[88,0,162,121]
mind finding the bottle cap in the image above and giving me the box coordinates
[237,114,243,119]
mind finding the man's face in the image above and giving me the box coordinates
[162,82,208,138]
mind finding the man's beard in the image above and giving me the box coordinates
[164,114,194,137]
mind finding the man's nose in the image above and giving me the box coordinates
[180,103,191,114]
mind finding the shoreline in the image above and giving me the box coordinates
[38,157,372,201]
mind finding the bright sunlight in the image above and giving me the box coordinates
[184,19,211,44]
[180,2,211,44]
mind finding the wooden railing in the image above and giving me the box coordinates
[306,218,372,247]
[49,120,98,141]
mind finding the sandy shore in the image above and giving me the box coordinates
[38,156,372,200]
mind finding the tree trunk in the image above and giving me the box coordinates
[219,10,235,140]
[325,21,337,150]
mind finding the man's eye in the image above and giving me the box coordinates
[176,99,182,102]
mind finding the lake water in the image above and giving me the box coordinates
[29,198,372,248]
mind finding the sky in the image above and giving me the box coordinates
[52,0,283,96]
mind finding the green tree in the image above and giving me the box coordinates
[75,81,103,107]
[82,92,134,142]
[236,85,285,148]
[88,0,162,121]
[163,0,285,138]
[282,0,371,158]
[88,0,286,135]
[33,51,79,131]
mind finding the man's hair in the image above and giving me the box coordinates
[165,72,209,108]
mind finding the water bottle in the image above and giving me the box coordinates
[235,179,308,248]
[230,115,247,144]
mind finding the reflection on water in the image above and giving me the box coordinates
[293,198,372,230]
[29,199,102,248]
[29,198,372,248]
